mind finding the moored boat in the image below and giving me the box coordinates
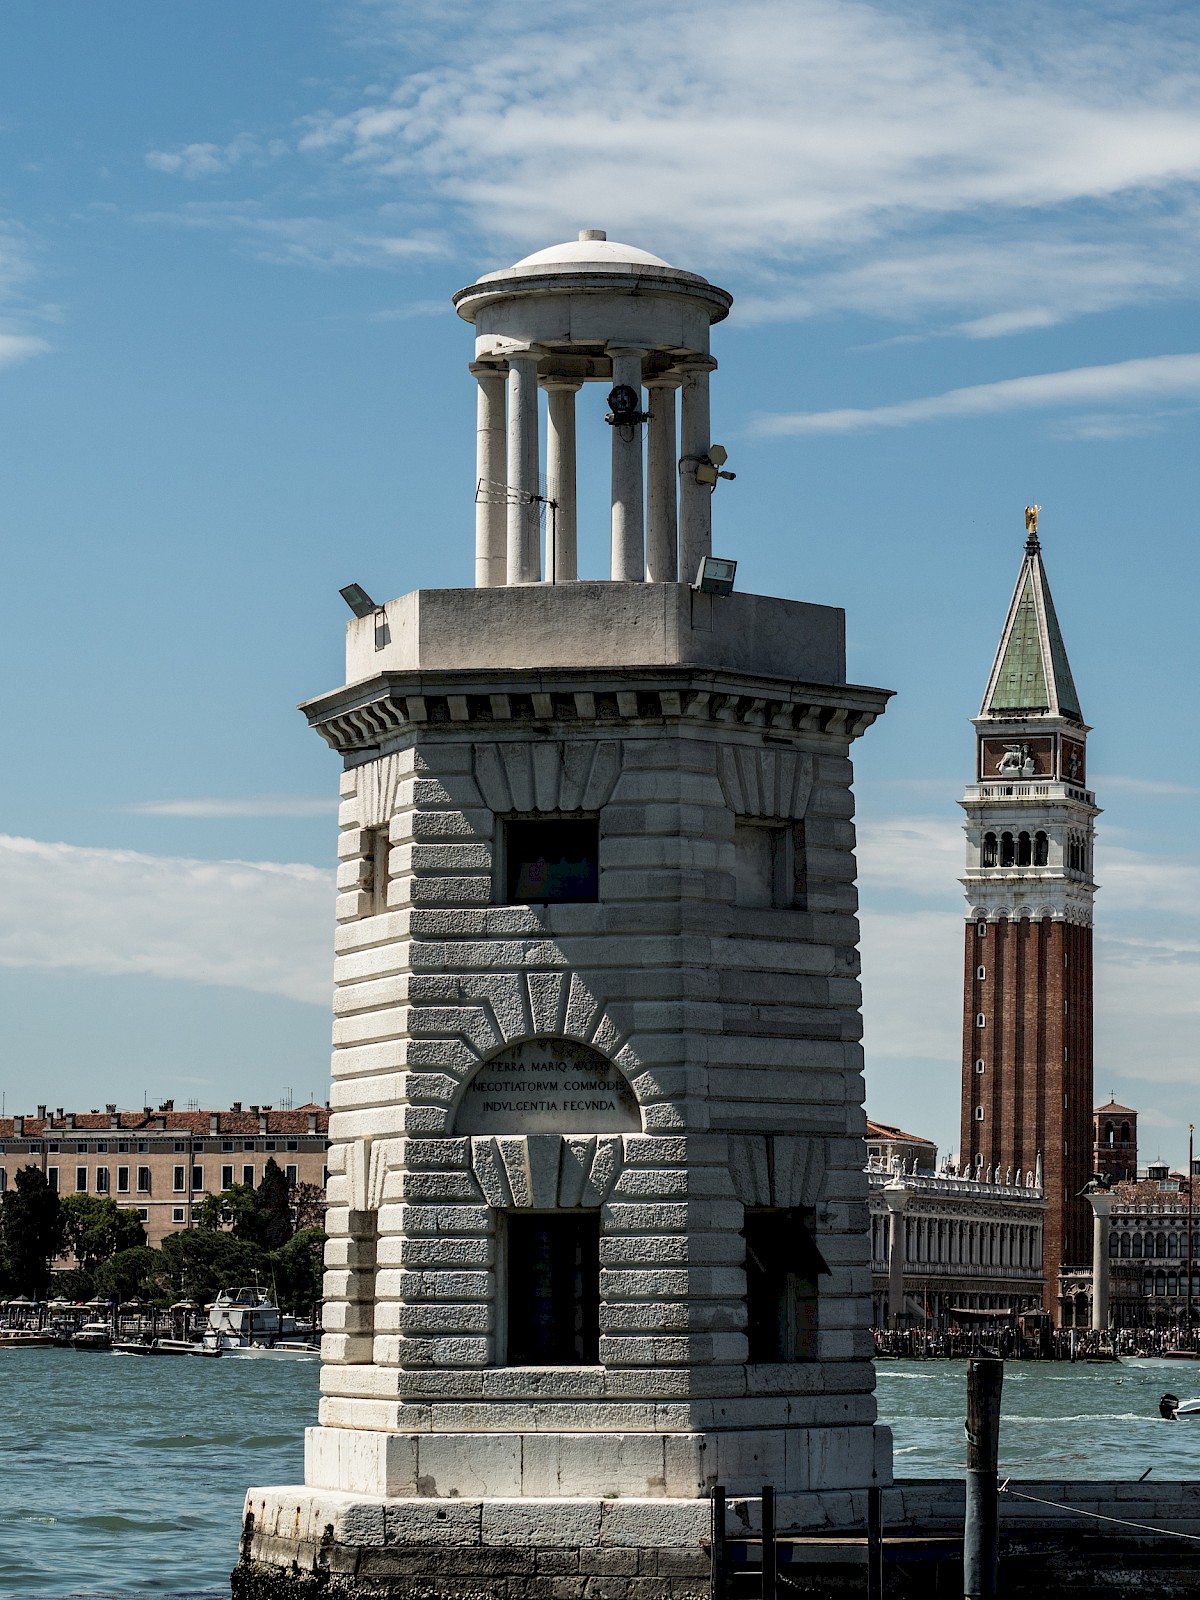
[72,1321,113,1351]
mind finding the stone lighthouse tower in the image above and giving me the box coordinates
[959,509,1098,1321]
[236,231,892,1597]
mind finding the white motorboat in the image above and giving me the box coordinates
[202,1284,313,1356]
[221,1339,320,1360]
[1159,1392,1200,1419]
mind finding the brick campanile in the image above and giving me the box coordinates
[959,510,1098,1322]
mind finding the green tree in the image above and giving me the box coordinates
[51,1267,94,1302]
[93,1246,162,1305]
[193,1182,259,1236]
[257,1159,293,1250]
[0,1166,65,1298]
[61,1195,146,1273]
[291,1181,327,1234]
[269,1227,326,1315]
[154,1228,266,1306]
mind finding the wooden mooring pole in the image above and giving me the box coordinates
[761,1484,776,1600]
[867,1483,883,1600]
[710,1484,725,1600]
[963,1356,1004,1600]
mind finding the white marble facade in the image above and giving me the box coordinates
[237,235,893,1597]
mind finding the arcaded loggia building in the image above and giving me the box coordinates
[235,231,893,1598]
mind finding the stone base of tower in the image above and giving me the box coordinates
[234,1425,893,1598]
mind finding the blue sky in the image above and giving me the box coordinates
[0,0,1196,1163]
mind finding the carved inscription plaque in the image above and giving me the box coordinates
[455,1037,640,1135]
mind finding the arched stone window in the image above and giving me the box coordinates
[1104,1122,1114,1147]
[1169,1234,1180,1258]
[1121,1122,1131,1143]
[1131,1233,1143,1257]
[1033,830,1049,866]
[1000,831,1015,867]
[982,832,998,867]
[1119,1232,1131,1258]
[1156,1231,1168,1259]
[1108,1230,1119,1256]
[1017,830,1032,866]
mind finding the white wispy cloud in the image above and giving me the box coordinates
[128,797,335,818]
[0,333,49,368]
[147,200,445,269]
[0,834,332,1004]
[141,1,1200,332]
[753,352,1200,436]
[145,135,288,180]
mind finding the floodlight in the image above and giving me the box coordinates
[339,583,378,619]
[605,384,650,428]
[694,556,737,596]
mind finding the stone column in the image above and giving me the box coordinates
[645,375,679,582]
[1086,1190,1113,1331]
[471,363,507,588]
[882,1179,909,1328]
[543,379,581,582]
[678,359,714,587]
[506,349,542,585]
[608,347,645,582]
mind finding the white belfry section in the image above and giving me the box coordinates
[454,231,732,586]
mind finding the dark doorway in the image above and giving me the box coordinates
[505,1211,600,1364]
[743,1207,828,1361]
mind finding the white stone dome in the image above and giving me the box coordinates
[509,231,674,271]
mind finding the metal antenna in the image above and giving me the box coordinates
[475,480,560,582]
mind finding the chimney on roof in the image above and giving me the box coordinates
[37,1104,46,1120]
[249,1105,259,1117]
[110,1110,121,1129]
[209,1113,219,1135]
[155,1116,166,1131]
[159,1099,174,1112]
[231,1101,242,1113]
[259,1111,269,1135]
[106,1103,117,1114]
[13,1115,23,1136]
[307,1111,318,1133]
[143,1107,153,1118]
[65,1113,75,1131]
[56,1108,63,1119]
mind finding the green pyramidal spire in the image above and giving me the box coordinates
[983,520,1082,721]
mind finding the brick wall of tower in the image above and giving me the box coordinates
[960,917,1092,1318]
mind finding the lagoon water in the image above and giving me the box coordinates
[4,1349,1199,1598]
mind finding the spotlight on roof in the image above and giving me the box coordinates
[693,556,737,596]
[339,583,379,619]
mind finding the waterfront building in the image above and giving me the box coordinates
[0,1102,329,1250]
[865,1118,937,1172]
[863,1133,1045,1328]
[237,231,893,1596]
[1078,1165,1200,1329]
[958,511,1098,1322]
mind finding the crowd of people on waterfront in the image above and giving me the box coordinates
[874,1325,1200,1360]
